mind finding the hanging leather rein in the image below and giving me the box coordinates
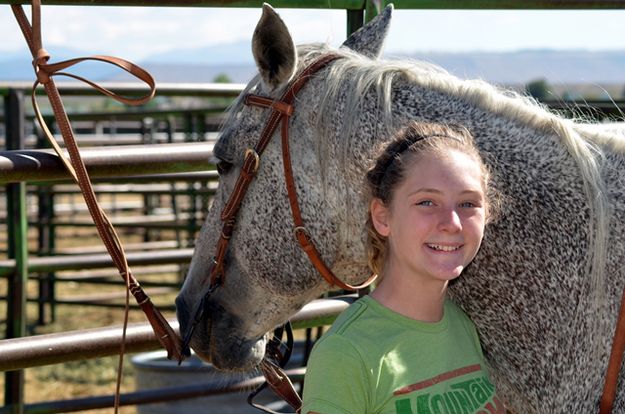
[11,1,187,412]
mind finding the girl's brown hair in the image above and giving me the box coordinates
[365,121,499,276]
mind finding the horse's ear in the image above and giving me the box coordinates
[252,3,297,91]
[341,4,393,59]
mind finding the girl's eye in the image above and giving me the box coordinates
[417,200,434,206]
[216,160,233,175]
[460,201,479,208]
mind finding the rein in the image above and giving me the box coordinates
[11,0,186,411]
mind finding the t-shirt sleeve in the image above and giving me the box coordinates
[301,334,369,414]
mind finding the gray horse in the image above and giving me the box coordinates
[176,5,625,412]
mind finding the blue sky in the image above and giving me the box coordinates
[1,6,624,61]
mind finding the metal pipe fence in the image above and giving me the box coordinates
[0,295,355,372]
[0,296,355,413]
[0,82,240,412]
[3,0,625,8]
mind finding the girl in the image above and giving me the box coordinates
[301,121,503,414]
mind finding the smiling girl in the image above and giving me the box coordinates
[302,121,503,414]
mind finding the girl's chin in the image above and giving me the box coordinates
[429,266,464,281]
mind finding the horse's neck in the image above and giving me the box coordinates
[323,119,390,282]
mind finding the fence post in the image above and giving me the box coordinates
[346,9,364,36]
[4,89,28,414]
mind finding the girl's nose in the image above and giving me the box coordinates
[437,207,462,232]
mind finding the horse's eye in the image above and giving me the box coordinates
[216,160,232,175]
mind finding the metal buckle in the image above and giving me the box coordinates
[293,226,309,242]
[245,148,260,174]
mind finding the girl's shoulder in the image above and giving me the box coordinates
[445,298,483,351]
[325,296,376,336]
[445,298,475,324]
[314,296,390,353]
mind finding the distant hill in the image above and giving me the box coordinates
[400,49,625,84]
[0,45,141,82]
[143,41,253,66]
[109,62,257,84]
[2,44,625,89]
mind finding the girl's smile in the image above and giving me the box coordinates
[371,148,486,289]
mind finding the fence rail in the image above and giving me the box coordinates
[0,82,246,98]
[0,295,355,372]
[0,142,214,184]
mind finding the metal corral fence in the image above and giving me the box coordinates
[0,81,246,414]
[2,1,625,414]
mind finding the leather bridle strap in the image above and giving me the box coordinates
[600,289,625,413]
[248,323,303,414]
[243,60,377,292]
[278,106,377,291]
[179,53,346,357]
[209,52,376,293]
[11,0,186,364]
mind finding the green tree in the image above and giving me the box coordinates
[525,78,551,101]
[213,73,232,83]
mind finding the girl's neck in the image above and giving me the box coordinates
[370,273,447,323]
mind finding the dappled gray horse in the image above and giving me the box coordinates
[176,5,625,412]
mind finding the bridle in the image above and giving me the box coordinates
[181,53,377,413]
[206,53,377,296]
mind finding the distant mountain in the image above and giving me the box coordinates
[124,62,258,84]
[0,45,135,81]
[143,40,253,66]
[2,45,625,86]
[399,49,625,84]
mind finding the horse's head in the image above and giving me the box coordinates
[175,4,392,371]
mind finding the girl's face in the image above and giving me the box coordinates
[371,149,486,286]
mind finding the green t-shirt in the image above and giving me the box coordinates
[301,296,502,414]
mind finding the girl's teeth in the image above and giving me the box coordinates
[428,244,459,252]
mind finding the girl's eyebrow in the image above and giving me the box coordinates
[408,188,483,197]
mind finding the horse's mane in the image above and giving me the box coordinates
[298,44,610,308]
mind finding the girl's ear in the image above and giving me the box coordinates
[370,198,391,237]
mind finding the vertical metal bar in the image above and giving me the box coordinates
[346,9,364,36]
[4,89,27,414]
[141,118,155,242]
[365,0,388,22]
[198,113,207,142]
[35,127,54,325]
[36,186,55,325]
